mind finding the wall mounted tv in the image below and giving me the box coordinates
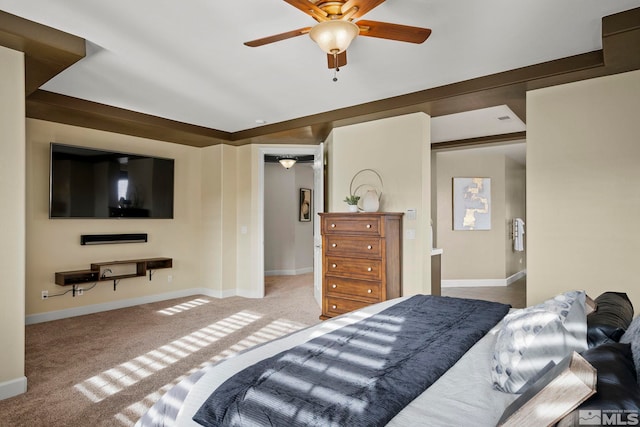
[49,143,174,219]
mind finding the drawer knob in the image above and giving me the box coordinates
[332,263,337,268]
[331,223,336,228]
[366,224,372,229]
[332,243,337,248]
[332,284,337,288]
[367,245,372,250]
[367,267,372,272]
[367,289,372,294]
[332,305,337,310]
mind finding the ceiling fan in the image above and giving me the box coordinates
[244,0,432,81]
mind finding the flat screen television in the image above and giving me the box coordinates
[49,143,174,219]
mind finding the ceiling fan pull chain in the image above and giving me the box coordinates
[333,52,339,82]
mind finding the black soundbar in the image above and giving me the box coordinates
[80,233,148,245]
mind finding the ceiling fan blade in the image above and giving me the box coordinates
[327,51,347,69]
[356,20,431,44]
[283,0,328,21]
[341,0,386,20]
[244,27,312,47]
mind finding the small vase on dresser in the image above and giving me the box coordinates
[318,212,403,320]
[361,189,380,212]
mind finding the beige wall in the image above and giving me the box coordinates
[200,144,239,297]
[0,46,27,399]
[527,69,640,309]
[327,113,431,296]
[16,104,328,323]
[234,145,263,297]
[436,151,513,281]
[26,119,204,318]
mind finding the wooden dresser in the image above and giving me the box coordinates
[319,212,403,319]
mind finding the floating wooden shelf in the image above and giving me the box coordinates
[55,257,172,286]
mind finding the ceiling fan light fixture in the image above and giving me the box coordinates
[278,157,297,169]
[309,20,359,54]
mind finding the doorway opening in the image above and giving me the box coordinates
[258,145,324,308]
[432,141,527,307]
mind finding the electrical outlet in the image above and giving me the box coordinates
[77,288,84,296]
[167,275,173,283]
[41,290,48,300]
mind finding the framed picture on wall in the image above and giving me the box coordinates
[299,188,312,222]
[452,177,491,230]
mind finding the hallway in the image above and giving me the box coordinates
[441,276,526,308]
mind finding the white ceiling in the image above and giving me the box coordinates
[1,0,638,135]
[431,105,525,143]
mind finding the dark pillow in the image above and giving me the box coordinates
[558,343,640,426]
[587,292,634,348]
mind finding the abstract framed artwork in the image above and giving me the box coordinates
[299,188,312,222]
[452,177,491,230]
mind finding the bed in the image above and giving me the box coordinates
[136,291,640,427]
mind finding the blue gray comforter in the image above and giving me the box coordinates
[193,295,510,427]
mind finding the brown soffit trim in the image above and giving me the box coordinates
[26,90,230,147]
[602,7,640,72]
[24,49,605,147]
[0,10,85,95]
[602,6,640,37]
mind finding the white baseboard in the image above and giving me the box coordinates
[199,286,262,299]
[0,376,27,401]
[441,270,527,288]
[264,267,313,276]
[236,289,265,298]
[207,288,238,299]
[25,288,232,325]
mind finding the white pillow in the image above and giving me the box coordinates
[491,290,588,393]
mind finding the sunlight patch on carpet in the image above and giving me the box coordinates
[74,310,262,403]
[157,298,211,316]
[114,318,307,426]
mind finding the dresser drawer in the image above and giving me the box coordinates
[325,276,381,300]
[325,236,382,257]
[326,257,382,280]
[324,296,372,317]
[322,216,381,236]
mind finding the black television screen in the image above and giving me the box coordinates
[49,143,174,219]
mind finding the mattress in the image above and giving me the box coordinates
[137,297,518,427]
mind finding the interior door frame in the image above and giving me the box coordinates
[258,144,324,306]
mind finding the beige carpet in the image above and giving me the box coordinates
[0,274,320,427]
